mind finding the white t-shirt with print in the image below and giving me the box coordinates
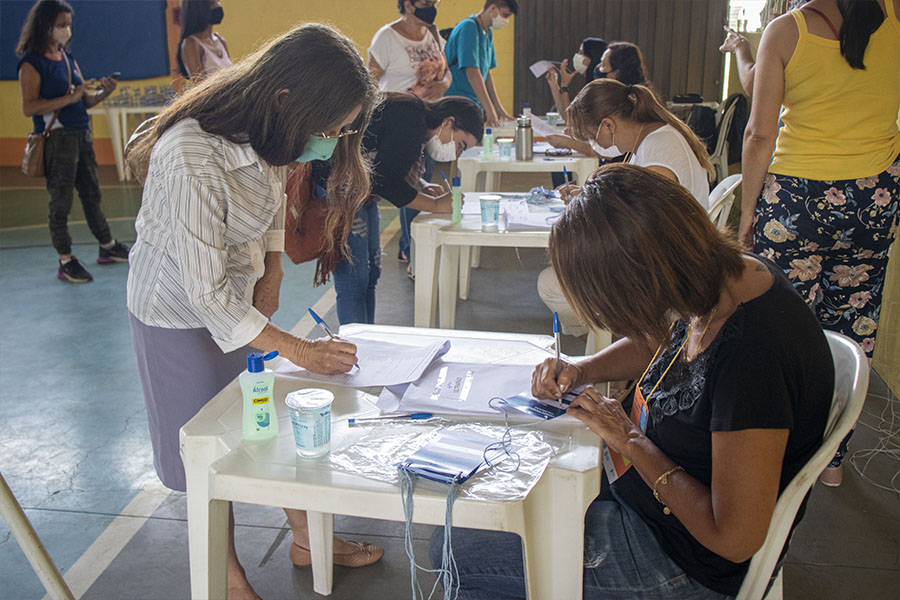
[368,23,446,93]
[629,124,710,209]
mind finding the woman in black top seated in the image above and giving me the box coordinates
[316,92,482,325]
[432,164,834,599]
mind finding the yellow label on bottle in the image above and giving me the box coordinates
[252,396,269,405]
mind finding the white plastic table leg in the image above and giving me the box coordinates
[0,472,74,600]
[206,498,230,600]
[458,246,472,300]
[585,329,613,355]
[485,170,499,192]
[460,165,479,195]
[439,245,460,329]
[520,466,597,600]
[185,436,223,600]
[105,108,125,182]
[307,511,334,596]
[412,221,440,328]
[471,246,482,268]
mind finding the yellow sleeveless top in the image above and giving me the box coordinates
[770,5,900,180]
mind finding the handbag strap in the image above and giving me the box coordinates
[44,51,72,137]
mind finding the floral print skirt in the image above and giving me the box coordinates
[753,157,900,357]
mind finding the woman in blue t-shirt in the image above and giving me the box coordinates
[16,0,129,283]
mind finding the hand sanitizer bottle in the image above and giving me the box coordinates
[451,176,462,223]
[522,102,532,118]
[483,127,493,159]
[240,350,279,441]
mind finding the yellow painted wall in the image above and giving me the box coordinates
[0,0,515,164]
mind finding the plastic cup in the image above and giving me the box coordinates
[497,138,515,162]
[480,195,501,231]
[546,112,560,126]
[285,388,334,458]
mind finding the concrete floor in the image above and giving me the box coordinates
[1,166,898,600]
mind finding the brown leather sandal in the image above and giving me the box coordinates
[289,540,384,568]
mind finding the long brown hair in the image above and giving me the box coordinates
[16,0,72,56]
[130,23,378,268]
[549,164,744,345]
[567,79,714,177]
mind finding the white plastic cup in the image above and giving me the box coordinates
[285,388,334,458]
[480,195,501,231]
[497,138,515,162]
[546,112,560,126]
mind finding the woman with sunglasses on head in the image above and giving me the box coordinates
[314,93,484,325]
[434,164,833,600]
[177,0,231,80]
[127,24,384,598]
[539,78,715,340]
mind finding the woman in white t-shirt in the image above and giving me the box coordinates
[540,79,715,338]
[369,0,453,266]
[368,0,451,100]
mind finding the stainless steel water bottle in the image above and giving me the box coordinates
[515,116,533,161]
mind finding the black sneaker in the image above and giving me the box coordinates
[98,240,130,264]
[58,257,93,283]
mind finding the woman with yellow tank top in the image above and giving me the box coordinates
[741,0,899,487]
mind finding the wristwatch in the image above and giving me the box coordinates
[558,86,569,94]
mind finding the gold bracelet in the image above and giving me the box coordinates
[652,465,684,515]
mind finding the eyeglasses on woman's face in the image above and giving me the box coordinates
[314,128,359,140]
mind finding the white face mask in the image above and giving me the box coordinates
[52,26,71,46]
[572,53,588,75]
[426,124,457,162]
[491,14,509,29]
[591,126,622,158]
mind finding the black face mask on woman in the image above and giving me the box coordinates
[413,5,437,25]
[209,6,224,25]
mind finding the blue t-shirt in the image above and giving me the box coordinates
[444,15,497,107]
[17,51,89,134]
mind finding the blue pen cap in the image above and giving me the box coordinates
[452,176,460,187]
[247,350,279,373]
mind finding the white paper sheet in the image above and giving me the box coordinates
[460,194,564,228]
[531,117,561,137]
[273,338,451,387]
[528,60,557,78]
[377,361,535,415]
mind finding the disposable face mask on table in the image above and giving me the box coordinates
[295,135,339,163]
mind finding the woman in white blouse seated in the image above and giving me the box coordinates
[127,24,383,599]
[539,79,715,339]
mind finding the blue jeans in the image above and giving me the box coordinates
[398,155,435,259]
[334,201,381,325]
[429,488,732,600]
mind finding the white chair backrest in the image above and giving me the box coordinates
[709,101,739,184]
[707,174,742,228]
[736,331,869,600]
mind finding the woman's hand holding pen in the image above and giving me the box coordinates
[295,338,358,375]
[531,357,586,400]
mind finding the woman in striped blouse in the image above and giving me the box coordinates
[127,24,384,597]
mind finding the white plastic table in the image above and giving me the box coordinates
[181,324,602,600]
[456,144,598,194]
[87,105,164,181]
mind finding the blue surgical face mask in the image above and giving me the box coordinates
[295,135,339,163]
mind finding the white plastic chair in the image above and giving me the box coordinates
[710,101,739,184]
[707,174,742,229]
[735,331,869,600]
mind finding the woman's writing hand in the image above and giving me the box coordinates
[422,182,445,196]
[531,357,586,400]
[567,387,641,456]
[556,183,582,204]
[297,338,358,375]
[545,134,572,149]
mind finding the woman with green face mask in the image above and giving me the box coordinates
[126,24,385,596]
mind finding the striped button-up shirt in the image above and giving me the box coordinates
[127,118,286,353]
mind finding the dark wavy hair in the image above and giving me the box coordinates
[836,0,885,69]
[15,0,72,57]
[131,24,380,268]
[605,42,650,87]
[550,164,744,344]
[176,0,217,78]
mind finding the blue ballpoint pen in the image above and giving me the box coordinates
[553,312,562,379]
[439,169,453,194]
[308,308,336,339]
[348,413,433,425]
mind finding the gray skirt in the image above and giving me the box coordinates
[129,313,251,492]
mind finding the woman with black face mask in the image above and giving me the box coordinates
[369,0,452,265]
[176,0,232,80]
